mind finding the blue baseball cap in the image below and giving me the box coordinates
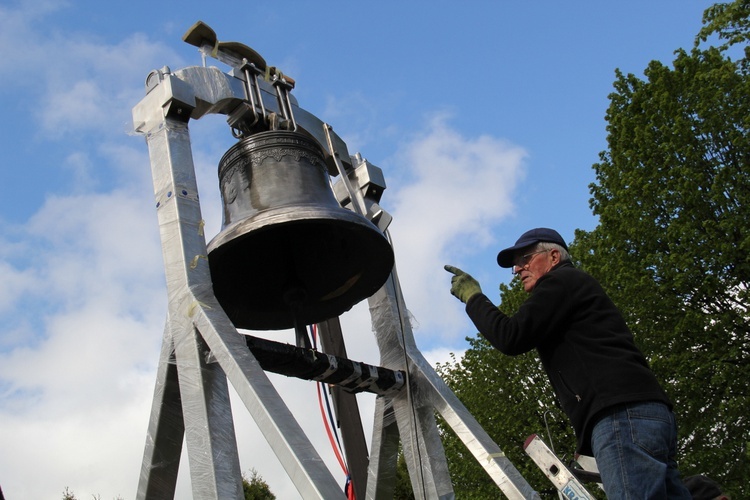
[497,228,568,268]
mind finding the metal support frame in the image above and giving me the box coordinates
[134,101,343,499]
[133,44,540,499]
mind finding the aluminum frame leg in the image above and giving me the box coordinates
[136,323,184,499]
[367,266,540,499]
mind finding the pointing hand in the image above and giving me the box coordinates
[444,265,482,304]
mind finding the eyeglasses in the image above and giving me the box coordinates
[511,250,550,274]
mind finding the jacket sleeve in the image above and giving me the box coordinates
[464,271,574,355]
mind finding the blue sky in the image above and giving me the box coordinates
[0,1,717,498]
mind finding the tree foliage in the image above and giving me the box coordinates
[242,469,276,500]
[60,487,120,500]
[57,471,275,500]
[576,2,750,497]
[393,448,416,500]
[438,2,749,498]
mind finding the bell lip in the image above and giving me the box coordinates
[206,205,395,331]
[208,204,385,253]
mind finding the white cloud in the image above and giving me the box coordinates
[0,260,40,315]
[0,4,171,486]
[320,91,398,154]
[0,0,65,76]
[0,112,519,496]
[0,4,525,498]
[423,346,465,368]
[0,1,182,140]
[0,286,162,499]
[38,32,182,138]
[23,191,164,308]
[386,114,526,342]
[0,127,519,500]
[0,186,166,499]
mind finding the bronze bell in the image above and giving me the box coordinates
[207,130,395,330]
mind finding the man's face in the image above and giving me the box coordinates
[513,246,556,292]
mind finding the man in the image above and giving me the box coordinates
[445,228,691,499]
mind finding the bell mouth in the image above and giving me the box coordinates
[207,204,394,330]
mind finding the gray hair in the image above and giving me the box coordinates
[536,241,571,262]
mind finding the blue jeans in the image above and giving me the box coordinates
[590,402,692,499]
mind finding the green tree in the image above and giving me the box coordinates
[242,469,275,500]
[393,448,415,500]
[438,2,749,498]
[573,1,750,497]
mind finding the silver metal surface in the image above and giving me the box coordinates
[365,397,401,499]
[134,73,344,497]
[137,115,244,499]
[136,322,183,499]
[524,435,594,499]
[366,269,454,499]
[132,65,353,174]
[135,31,542,499]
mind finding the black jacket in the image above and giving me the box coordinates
[465,261,671,454]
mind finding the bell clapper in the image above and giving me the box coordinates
[284,286,313,350]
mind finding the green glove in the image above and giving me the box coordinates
[444,265,482,303]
